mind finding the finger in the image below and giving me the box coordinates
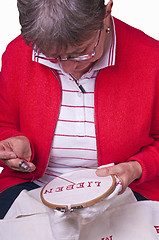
[96,166,126,194]
[0,151,17,160]
[4,158,36,172]
[19,160,36,172]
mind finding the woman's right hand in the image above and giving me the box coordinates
[0,136,36,172]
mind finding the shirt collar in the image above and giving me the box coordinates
[32,17,116,72]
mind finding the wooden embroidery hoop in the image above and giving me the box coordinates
[41,168,116,212]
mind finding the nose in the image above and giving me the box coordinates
[60,60,78,73]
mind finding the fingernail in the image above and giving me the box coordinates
[96,168,107,177]
[9,153,17,158]
[96,169,102,176]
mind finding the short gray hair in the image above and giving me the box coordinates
[17,0,106,56]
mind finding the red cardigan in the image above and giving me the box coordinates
[0,18,159,200]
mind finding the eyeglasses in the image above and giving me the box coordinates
[34,27,102,63]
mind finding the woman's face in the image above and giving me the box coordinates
[49,2,113,77]
[58,29,107,75]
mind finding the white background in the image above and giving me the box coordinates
[0,0,159,171]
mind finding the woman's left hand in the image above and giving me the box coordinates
[96,161,142,194]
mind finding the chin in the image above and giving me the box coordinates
[75,63,92,71]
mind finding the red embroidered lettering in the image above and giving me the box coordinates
[76,182,85,188]
[66,184,75,190]
[101,236,113,240]
[95,181,101,187]
[87,181,93,187]
[154,226,159,233]
[55,186,64,192]
[43,188,53,194]
[117,180,122,186]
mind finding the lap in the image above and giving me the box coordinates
[0,182,40,219]
[133,191,149,201]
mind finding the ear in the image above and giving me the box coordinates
[103,0,113,27]
[105,0,113,17]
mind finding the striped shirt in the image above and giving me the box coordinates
[33,18,116,186]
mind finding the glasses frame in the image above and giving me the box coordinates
[35,27,102,62]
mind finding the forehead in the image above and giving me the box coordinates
[50,31,97,57]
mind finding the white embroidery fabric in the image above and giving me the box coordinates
[1,186,159,240]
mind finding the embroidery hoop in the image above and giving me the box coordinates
[41,168,116,212]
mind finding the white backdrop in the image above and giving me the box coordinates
[0,0,159,172]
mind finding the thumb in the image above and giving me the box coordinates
[96,167,111,177]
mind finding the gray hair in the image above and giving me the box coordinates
[17,0,106,56]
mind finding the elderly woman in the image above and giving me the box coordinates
[0,0,159,219]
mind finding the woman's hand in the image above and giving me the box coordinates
[96,161,142,194]
[0,136,36,172]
